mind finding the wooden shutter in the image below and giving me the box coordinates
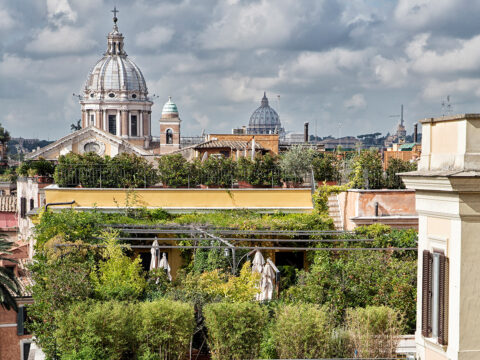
[17,306,24,336]
[438,255,449,345]
[422,250,432,337]
[20,197,26,218]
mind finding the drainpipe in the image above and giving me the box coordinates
[45,200,75,211]
[375,202,379,217]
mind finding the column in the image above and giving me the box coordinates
[139,111,144,138]
[95,110,101,129]
[121,110,128,137]
[81,111,86,128]
[103,110,107,131]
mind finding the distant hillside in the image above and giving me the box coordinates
[8,138,53,158]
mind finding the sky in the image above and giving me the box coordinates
[1,0,480,140]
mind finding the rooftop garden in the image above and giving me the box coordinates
[18,146,417,190]
[28,207,417,359]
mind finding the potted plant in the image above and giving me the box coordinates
[312,153,340,186]
[157,154,190,188]
[279,145,315,188]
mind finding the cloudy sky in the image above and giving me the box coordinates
[1,0,480,140]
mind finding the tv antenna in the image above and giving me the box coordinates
[441,95,453,116]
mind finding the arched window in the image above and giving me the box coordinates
[166,129,173,144]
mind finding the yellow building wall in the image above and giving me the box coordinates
[44,188,314,211]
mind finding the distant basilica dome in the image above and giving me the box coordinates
[247,92,284,135]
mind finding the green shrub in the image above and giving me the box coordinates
[16,157,55,177]
[273,304,333,359]
[279,145,315,181]
[312,153,340,182]
[54,152,158,188]
[385,158,417,189]
[138,299,194,359]
[55,300,139,359]
[350,149,384,189]
[90,232,146,301]
[346,305,404,358]
[204,302,267,360]
[200,156,236,187]
[157,153,190,188]
[237,154,281,187]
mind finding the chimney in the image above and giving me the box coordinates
[414,123,418,143]
[304,122,309,143]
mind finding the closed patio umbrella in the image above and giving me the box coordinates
[150,239,159,270]
[259,262,275,301]
[158,252,172,281]
[252,250,265,273]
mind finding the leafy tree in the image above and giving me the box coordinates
[385,158,417,189]
[200,156,236,187]
[237,154,281,187]
[279,145,316,181]
[350,150,384,189]
[312,153,340,182]
[90,231,146,301]
[28,250,95,358]
[0,238,19,311]
[157,153,190,187]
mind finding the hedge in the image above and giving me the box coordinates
[204,302,267,360]
[55,299,194,360]
[273,304,333,359]
[346,305,404,358]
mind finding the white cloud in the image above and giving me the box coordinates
[26,26,96,55]
[373,55,409,88]
[0,7,15,30]
[408,34,480,74]
[46,0,77,26]
[344,93,366,110]
[394,0,457,30]
[198,0,302,49]
[136,26,174,49]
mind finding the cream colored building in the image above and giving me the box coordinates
[402,114,480,360]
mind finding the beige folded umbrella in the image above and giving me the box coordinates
[150,239,159,270]
[158,252,172,281]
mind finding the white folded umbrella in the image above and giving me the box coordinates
[252,250,265,273]
[259,262,275,301]
[150,239,159,270]
[158,252,172,281]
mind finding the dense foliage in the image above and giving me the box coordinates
[236,154,282,186]
[204,302,267,360]
[346,306,404,358]
[55,299,194,360]
[312,152,340,183]
[16,157,55,177]
[284,224,417,331]
[279,145,316,181]
[29,208,416,359]
[273,304,333,359]
[54,152,158,188]
[385,158,417,189]
[350,149,385,189]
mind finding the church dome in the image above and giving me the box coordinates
[83,15,148,100]
[162,97,178,115]
[247,92,284,134]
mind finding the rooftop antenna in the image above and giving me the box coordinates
[441,95,453,116]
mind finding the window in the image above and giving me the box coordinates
[131,115,138,136]
[166,129,173,144]
[17,305,28,336]
[90,114,95,126]
[422,250,449,345]
[108,115,116,135]
[108,93,115,98]
[29,198,34,211]
[132,94,137,99]
[20,197,26,219]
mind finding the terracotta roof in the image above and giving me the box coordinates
[194,140,265,151]
[0,196,16,212]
